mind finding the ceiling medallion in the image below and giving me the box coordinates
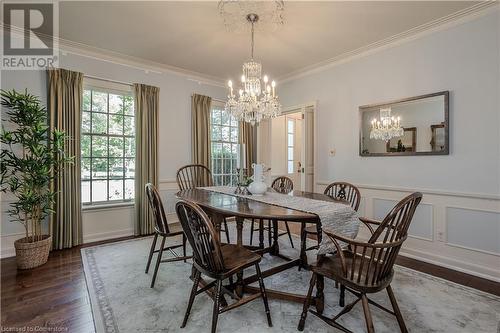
[218,0,285,33]
[223,13,281,126]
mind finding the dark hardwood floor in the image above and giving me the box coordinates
[1,235,499,333]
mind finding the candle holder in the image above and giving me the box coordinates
[234,167,252,195]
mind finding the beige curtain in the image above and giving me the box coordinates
[134,84,159,235]
[239,121,256,169]
[191,94,212,167]
[47,68,83,250]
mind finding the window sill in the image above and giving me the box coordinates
[82,202,134,212]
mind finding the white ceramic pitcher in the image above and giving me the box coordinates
[248,163,267,195]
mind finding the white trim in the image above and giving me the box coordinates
[372,197,435,242]
[399,248,500,283]
[444,206,500,257]
[82,202,134,212]
[316,181,500,201]
[1,24,225,88]
[3,4,495,88]
[159,179,179,191]
[278,2,499,83]
[82,228,134,244]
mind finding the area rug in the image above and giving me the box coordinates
[82,233,500,333]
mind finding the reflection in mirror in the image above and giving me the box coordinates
[360,91,449,156]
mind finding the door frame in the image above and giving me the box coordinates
[280,101,318,192]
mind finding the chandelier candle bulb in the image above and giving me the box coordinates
[223,12,282,125]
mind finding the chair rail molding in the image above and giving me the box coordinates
[316,181,500,282]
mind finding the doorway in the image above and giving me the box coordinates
[258,104,315,192]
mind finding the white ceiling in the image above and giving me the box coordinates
[57,1,479,81]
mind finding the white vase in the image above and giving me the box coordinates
[248,163,267,196]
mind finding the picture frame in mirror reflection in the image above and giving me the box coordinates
[359,91,449,156]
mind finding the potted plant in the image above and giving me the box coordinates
[0,89,73,269]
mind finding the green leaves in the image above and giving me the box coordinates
[0,89,74,239]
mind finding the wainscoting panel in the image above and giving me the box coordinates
[373,198,434,241]
[317,181,500,282]
[446,207,500,255]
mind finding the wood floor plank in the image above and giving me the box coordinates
[1,234,498,333]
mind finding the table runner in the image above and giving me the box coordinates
[200,186,360,254]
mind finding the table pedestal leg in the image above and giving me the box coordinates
[258,219,264,249]
[270,219,280,256]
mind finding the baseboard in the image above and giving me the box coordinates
[82,228,135,244]
[399,248,500,283]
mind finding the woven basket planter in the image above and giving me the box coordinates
[14,235,52,270]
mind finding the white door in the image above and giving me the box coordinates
[286,115,302,189]
[300,106,314,192]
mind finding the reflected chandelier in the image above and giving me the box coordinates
[370,108,404,141]
[224,13,281,125]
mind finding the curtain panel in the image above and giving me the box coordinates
[47,68,84,250]
[134,83,159,235]
[191,94,212,168]
[239,121,256,169]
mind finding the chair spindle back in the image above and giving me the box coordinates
[145,183,170,234]
[176,164,214,190]
[325,192,422,288]
[271,176,294,194]
[324,182,361,211]
[176,200,224,274]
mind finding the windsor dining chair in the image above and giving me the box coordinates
[176,199,272,333]
[176,164,231,243]
[145,183,191,288]
[298,192,422,333]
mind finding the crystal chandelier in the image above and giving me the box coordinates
[370,108,404,141]
[224,13,281,125]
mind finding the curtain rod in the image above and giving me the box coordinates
[84,74,133,87]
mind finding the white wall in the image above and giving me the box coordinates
[277,10,500,280]
[1,44,226,257]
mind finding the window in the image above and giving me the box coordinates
[287,119,294,174]
[210,102,239,186]
[81,84,135,205]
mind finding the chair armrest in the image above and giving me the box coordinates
[358,217,382,234]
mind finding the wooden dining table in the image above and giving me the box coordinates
[176,187,345,312]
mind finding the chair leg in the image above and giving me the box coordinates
[250,219,255,245]
[255,263,272,327]
[268,220,272,247]
[150,235,166,288]
[387,285,408,333]
[211,279,223,333]
[223,218,230,243]
[301,228,307,254]
[145,233,158,273]
[181,268,201,328]
[339,284,345,307]
[285,222,294,248]
[361,294,375,333]
[298,272,317,331]
[182,234,187,263]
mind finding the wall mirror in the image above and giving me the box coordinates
[359,91,449,156]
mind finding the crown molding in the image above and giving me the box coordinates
[2,2,497,87]
[278,1,499,83]
[1,23,226,88]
